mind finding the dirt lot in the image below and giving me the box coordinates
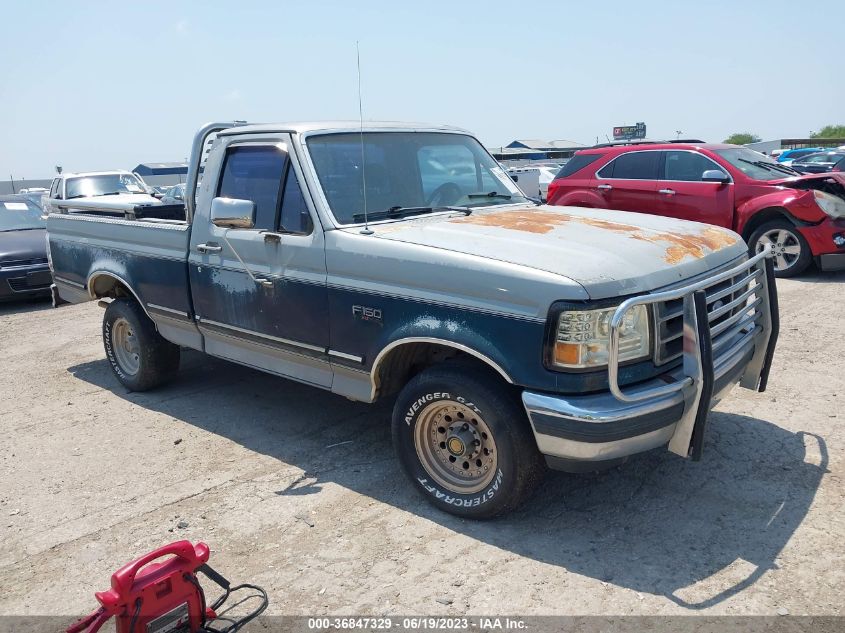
[1,271,843,618]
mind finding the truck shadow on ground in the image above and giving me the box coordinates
[0,297,51,317]
[69,351,828,611]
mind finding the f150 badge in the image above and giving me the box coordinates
[352,305,383,324]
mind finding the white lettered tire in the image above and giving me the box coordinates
[392,363,545,518]
[103,299,180,391]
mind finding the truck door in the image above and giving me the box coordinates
[656,150,734,228]
[594,150,659,213]
[188,134,331,388]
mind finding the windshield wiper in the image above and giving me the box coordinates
[738,157,798,177]
[351,204,473,223]
[467,191,512,200]
[352,206,434,223]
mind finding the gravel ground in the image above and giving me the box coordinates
[0,271,843,618]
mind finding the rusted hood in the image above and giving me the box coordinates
[367,205,748,298]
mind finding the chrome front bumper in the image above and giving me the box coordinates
[523,251,779,469]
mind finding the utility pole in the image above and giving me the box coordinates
[9,174,16,194]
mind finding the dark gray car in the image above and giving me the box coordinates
[0,196,52,301]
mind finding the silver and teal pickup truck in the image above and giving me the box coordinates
[46,121,779,518]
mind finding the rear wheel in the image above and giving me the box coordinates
[392,364,545,518]
[748,220,812,278]
[103,299,180,391]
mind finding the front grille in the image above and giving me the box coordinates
[654,265,764,365]
[0,257,48,268]
[8,276,51,292]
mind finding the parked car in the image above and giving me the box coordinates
[834,156,845,172]
[46,121,778,518]
[160,183,186,205]
[0,195,52,301]
[42,170,160,216]
[777,148,824,166]
[547,142,845,276]
[16,191,47,209]
[790,151,845,174]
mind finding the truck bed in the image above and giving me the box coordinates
[47,212,193,319]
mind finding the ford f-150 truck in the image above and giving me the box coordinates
[46,121,779,518]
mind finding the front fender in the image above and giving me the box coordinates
[735,189,825,235]
[554,189,608,208]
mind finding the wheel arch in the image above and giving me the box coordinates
[87,271,152,319]
[739,207,798,242]
[370,337,514,402]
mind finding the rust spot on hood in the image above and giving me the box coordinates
[451,208,739,263]
[453,209,565,234]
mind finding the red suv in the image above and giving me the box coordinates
[547,142,845,277]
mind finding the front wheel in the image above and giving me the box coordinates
[103,298,180,391]
[748,220,812,278]
[392,364,545,518]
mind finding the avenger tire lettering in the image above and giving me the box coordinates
[391,363,545,519]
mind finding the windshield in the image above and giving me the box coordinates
[0,199,45,231]
[306,132,530,224]
[714,148,799,180]
[65,173,148,199]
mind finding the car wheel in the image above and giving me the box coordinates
[748,220,812,278]
[103,298,180,391]
[392,363,545,519]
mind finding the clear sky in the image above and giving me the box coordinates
[1,0,842,178]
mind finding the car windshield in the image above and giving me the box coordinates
[714,148,799,180]
[65,173,148,199]
[306,132,530,224]
[0,199,45,231]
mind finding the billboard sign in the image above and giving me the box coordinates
[613,122,647,140]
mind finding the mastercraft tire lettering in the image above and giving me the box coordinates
[102,299,180,392]
[392,363,545,519]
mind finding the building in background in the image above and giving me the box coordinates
[489,139,585,163]
[131,162,189,188]
[745,138,845,155]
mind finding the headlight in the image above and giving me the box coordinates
[552,304,650,369]
[813,190,845,219]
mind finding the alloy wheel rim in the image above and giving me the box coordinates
[112,318,141,376]
[414,400,498,494]
[756,228,802,272]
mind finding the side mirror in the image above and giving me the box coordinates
[210,197,255,229]
[702,169,730,183]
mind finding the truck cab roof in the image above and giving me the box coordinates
[218,121,471,137]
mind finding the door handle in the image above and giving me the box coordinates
[658,188,676,196]
[196,243,222,254]
[597,184,613,191]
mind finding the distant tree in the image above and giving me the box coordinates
[809,125,845,139]
[723,132,761,145]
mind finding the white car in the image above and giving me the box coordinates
[43,170,159,215]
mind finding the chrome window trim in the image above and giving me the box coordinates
[660,149,734,184]
[594,148,733,183]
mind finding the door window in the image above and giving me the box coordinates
[279,166,313,235]
[50,178,60,198]
[217,145,288,230]
[607,151,660,180]
[663,151,726,181]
